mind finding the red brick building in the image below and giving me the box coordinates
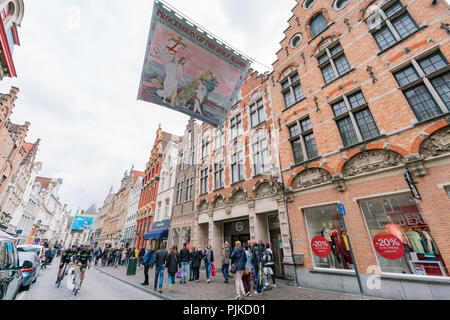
[194,69,296,280]
[134,125,180,249]
[270,0,450,299]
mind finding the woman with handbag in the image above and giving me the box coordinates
[166,245,179,290]
[229,241,247,300]
[242,245,253,296]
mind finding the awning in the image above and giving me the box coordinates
[144,229,168,240]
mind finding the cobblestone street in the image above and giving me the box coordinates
[94,263,384,300]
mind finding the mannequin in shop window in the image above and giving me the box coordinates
[384,215,411,273]
[320,223,337,268]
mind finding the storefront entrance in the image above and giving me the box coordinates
[268,214,285,278]
[224,219,250,249]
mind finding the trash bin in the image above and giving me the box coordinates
[127,258,137,276]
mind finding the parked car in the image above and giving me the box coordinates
[18,251,39,290]
[0,237,22,300]
[17,245,45,263]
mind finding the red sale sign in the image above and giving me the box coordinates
[373,233,404,260]
[311,236,331,258]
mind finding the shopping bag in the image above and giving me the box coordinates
[211,263,216,277]
[176,271,182,278]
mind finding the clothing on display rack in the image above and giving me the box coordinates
[406,231,425,254]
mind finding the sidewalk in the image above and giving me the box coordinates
[94,262,384,300]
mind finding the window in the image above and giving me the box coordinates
[214,129,225,150]
[288,117,319,164]
[200,168,208,195]
[164,199,170,219]
[182,227,191,248]
[334,0,350,11]
[231,145,245,184]
[317,43,351,85]
[185,177,193,201]
[290,33,302,48]
[310,14,328,38]
[253,138,270,175]
[230,114,243,140]
[331,90,380,147]
[176,182,183,204]
[189,146,195,166]
[214,159,224,190]
[303,0,315,10]
[171,228,180,248]
[393,50,449,122]
[179,152,185,171]
[368,1,419,52]
[201,135,210,159]
[445,186,450,198]
[249,99,266,127]
[281,73,304,108]
[304,204,354,270]
[359,193,448,277]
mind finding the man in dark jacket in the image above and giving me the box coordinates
[222,241,231,283]
[251,240,266,295]
[138,247,145,268]
[178,243,190,284]
[151,243,168,292]
[141,246,155,286]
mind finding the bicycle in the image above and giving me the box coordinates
[56,263,69,288]
[72,263,90,295]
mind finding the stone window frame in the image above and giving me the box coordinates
[330,88,381,148]
[390,47,450,123]
[230,113,244,141]
[316,41,352,85]
[249,98,266,128]
[333,0,351,11]
[175,181,183,205]
[199,166,209,195]
[366,0,420,53]
[281,71,306,110]
[230,142,245,184]
[214,128,225,151]
[302,0,315,10]
[288,116,319,165]
[214,152,224,190]
[185,177,193,202]
[251,130,271,177]
[201,133,210,159]
[290,33,303,49]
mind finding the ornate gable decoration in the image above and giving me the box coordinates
[254,182,275,198]
[420,126,450,159]
[198,199,209,211]
[212,195,226,209]
[292,168,332,190]
[316,37,335,53]
[230,189,248,204]
[248,91,264,106]
[342,150,404,178]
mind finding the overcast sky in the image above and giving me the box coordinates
[0,0,296,213]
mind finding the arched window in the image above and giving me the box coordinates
[310,14,328,38]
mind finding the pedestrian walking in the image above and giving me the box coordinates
[151,243,168,293]
[166,246,179,290]
[114,248,121,268]
[138,247,145,267]
[242,245,253,296]
[121,249,127,265]
[252,240,266,295]
[229,241,247,300]
[264,243,276,287]
[141,245,155,286]
[222,241,231,283]
[203,244,214,283]
[191,246,202,283]
[178,243,190,283]
[188,246,195,281]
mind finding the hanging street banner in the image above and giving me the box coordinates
[71,214,96,231]
[138,0,251,128]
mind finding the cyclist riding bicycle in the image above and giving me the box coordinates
[55,245,77,284]
[72,244,93,287]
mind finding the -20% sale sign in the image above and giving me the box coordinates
[373,233,404,260]
[311,236,331,258]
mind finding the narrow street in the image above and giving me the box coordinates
[16,259,161,300]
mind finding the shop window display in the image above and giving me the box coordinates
[304,204,354,270]
[359,193,448,277]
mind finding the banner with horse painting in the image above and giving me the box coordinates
[138,0,251,128]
